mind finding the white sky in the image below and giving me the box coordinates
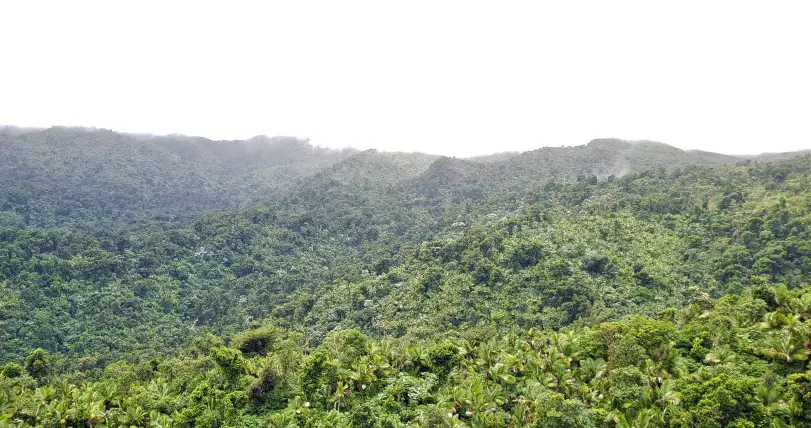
[1,1,809,157]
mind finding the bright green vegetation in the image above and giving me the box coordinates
[1,127,810,426]
[3,286,811,427]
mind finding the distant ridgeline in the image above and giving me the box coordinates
[0,126,810,426]
[1,127,799,230]
[0,127,356,228]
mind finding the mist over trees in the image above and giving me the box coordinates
[1,126,810,426]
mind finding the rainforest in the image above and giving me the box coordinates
[1,127,810,427]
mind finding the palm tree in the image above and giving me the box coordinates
[143,378,172,411]
[455,339,476,366]
[760,311,788,330]
[553,329,585,366]
[577,357,606,383]
[442,413,469,428]
[32,386,56,405]
[466,384,495,417]
[774,285,794,310]
[500,352,524,375]
[510,402,533,427]
[757,371,790,421]
[332,380,350,411]
[475,342,500,369]
[657,346,689,377]
[86,400,107,428]
[149,410,173,428]
[266,411,298,428]
[0,390,17,424]
[404,344,431,372]
[365,350,393,379]
[45,400,68,428]
[633,407,665,428]
[791,292,811,320]
[482,383,506,410]
[606,409,632,428]
[94,382,121,409]
[344,359,378,393]
[703,345,738,366]
[117,405,148,427]
[486,362,516,385]
[657,380,680,408]
[757,331,807,364]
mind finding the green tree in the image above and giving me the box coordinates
[24,348,50,381]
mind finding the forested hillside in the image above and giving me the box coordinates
[0,127,810,427]
[0,128,355,228]
[0,128,766,231]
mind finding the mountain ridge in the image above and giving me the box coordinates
[4,125,809,159]
[2,126,809,231]
[1,125,810,426]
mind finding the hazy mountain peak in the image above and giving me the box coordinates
[586,138,674,150]
[586,138,634,148]
[420,156,478,182]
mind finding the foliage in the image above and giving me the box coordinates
[1,128,810,425]
[1,287,810,426]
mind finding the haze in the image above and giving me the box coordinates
[1,1,809,157]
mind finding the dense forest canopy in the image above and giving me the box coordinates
[1,126,810,427]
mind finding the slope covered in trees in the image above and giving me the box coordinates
[0,128,355,228]
[0,127,810,426]
[3,284,811,427]
[4,128,795,231]
[1,154,808,366]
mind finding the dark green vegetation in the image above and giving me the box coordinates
[0,127,355,227]
[1,126,810,426]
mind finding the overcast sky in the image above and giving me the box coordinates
[1,1,809,157]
